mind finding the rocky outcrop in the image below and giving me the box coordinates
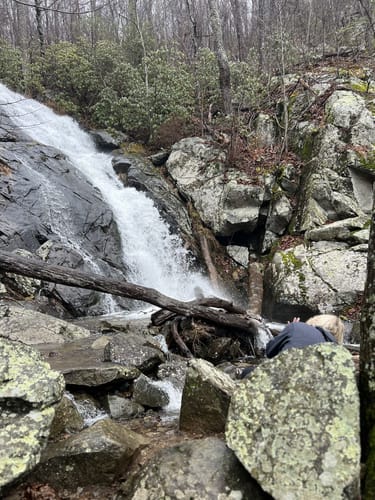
[120,437,270,500]
[262,84,374,318]
[290,83,375,233]
[166,137,276,239]
[0,338,65,492]
[226,344,360,500]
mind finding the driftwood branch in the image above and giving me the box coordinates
[0,251,261,336]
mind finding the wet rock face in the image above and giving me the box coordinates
[226,344,360,500]
[112,152,194,245]
[0,338,65,492]
[0,141,127,315]
[35,335,140,387]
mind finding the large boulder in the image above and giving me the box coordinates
[0,338,65,492]
[0,303,91,344]
[264,239,367,320]
[179,358,236,434]
[104,332,166,372]
[29,419,149,489]
[120,437,270,499]
[226,344,360,500]
[166,137,274,238]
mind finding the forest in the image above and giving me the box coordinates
[0,0,374,147]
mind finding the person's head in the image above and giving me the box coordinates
[305,314,344,344]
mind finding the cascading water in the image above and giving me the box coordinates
[0,83,216,306]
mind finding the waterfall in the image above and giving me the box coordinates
[0,83,215,304]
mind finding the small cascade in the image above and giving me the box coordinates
[65,391,108,427]
[155,379,183,419]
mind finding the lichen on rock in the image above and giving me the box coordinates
[0,338,65,491]
[226,344,360,500]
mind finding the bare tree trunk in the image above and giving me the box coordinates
[276,0,289,154]
[256,0,265,70]
[0,251,260,335]
[128,0,149,94]
[360,192,375,498]
[358,0,375,49]
[185,0,199,57]
[230,0,245,60]
[34,0,45,54]
[207,0,232,115]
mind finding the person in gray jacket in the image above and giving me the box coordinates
[240,314,344,378]
[265,314,343,358]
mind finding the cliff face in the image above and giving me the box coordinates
[165,67,375,322]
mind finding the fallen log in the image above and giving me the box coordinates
[0,251,260,336]
[151,296,247,326]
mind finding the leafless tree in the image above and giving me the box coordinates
[207,0,232,115]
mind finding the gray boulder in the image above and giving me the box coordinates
[104,332,166,372]
[254,113,277,147]
[0,338,65,491]
[0,303,91,344]
[133,373,170,408]
[264,240,367,319]
[49,394,84,439]
[179,358,236,434]
[104,395,144,420]
[226,344,360,500]
[29,419,149,489]
[120,437,270,500]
